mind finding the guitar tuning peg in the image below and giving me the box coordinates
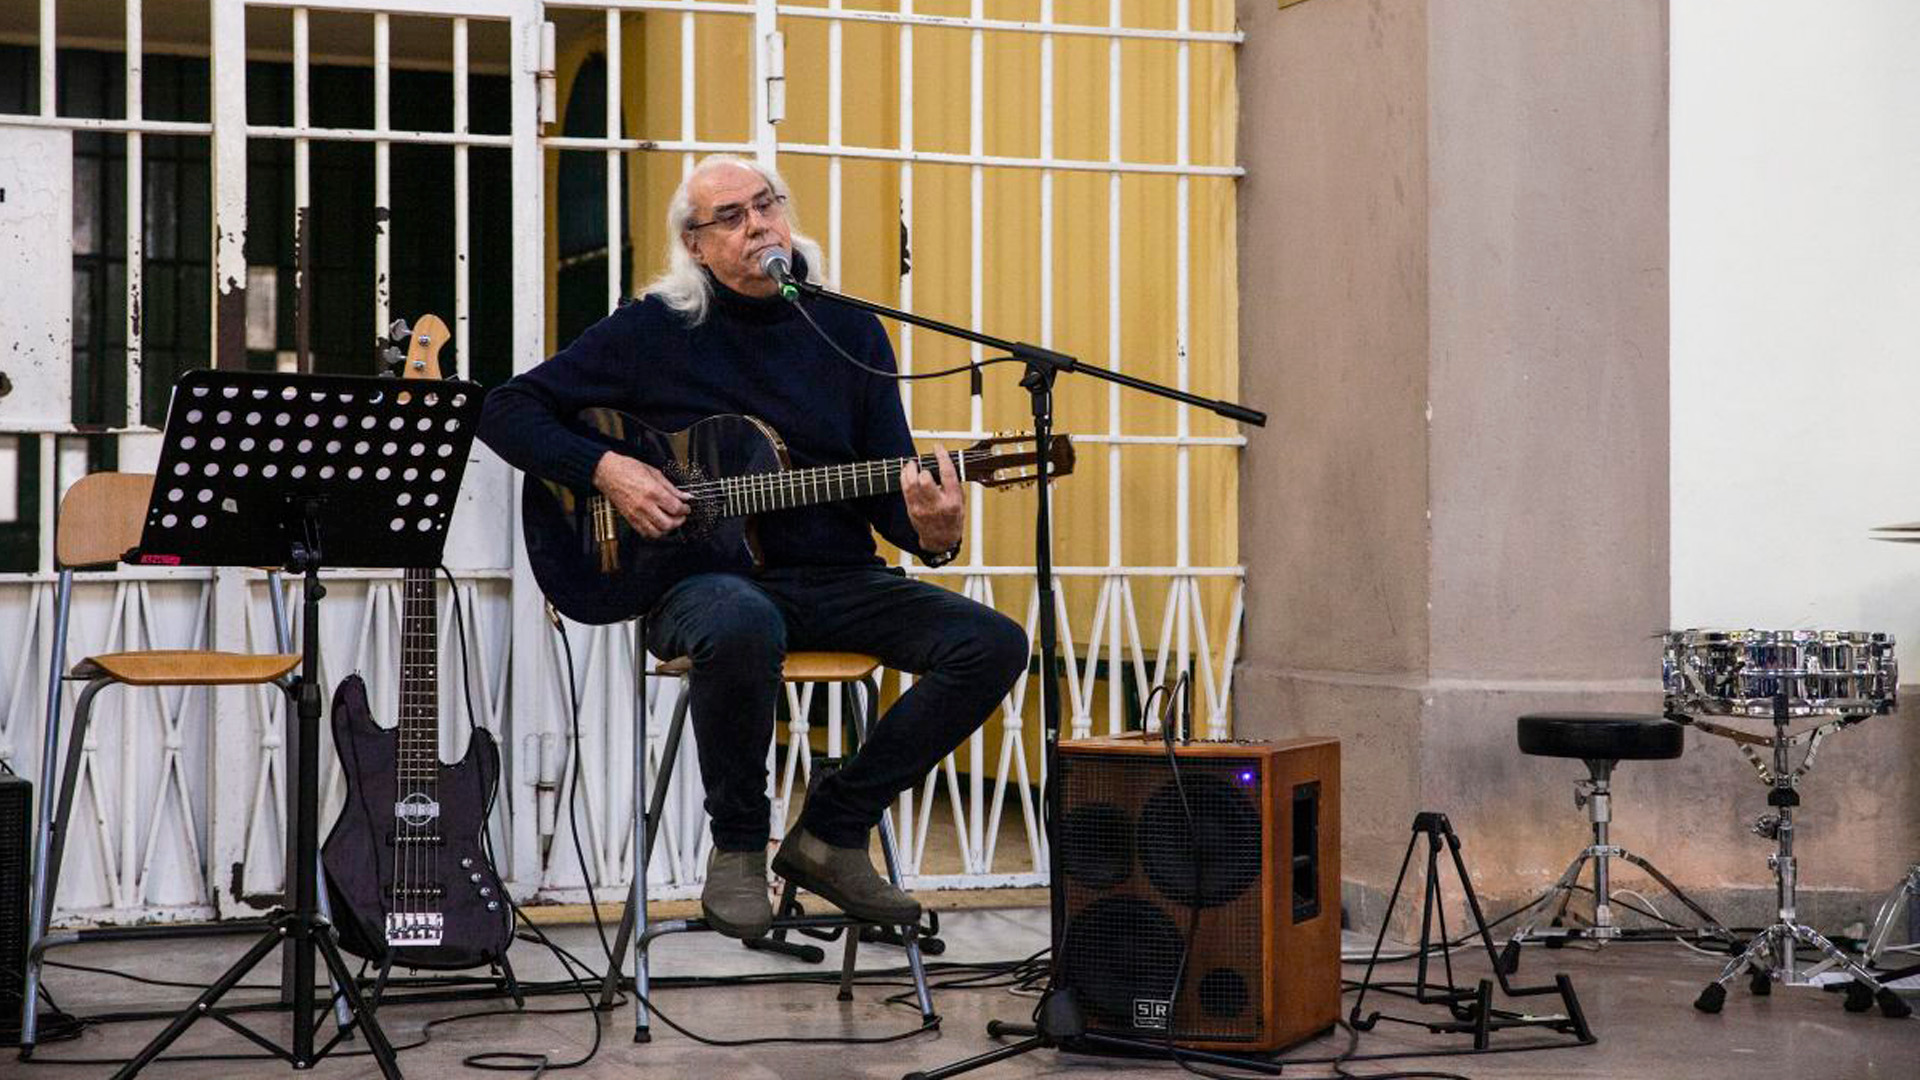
[387,318,411,342]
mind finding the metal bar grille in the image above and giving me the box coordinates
[520,0,1243,901]
[1,0,1242,919]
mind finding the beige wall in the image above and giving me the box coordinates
[1235,0,1433,891]
[1233,0,1913,928]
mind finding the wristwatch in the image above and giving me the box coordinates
[921,542,962,569]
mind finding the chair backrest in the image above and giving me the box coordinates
[56,472,154,570]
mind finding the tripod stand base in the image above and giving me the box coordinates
[110,910,402,1078]
[1697,922,1913,1019]
[904,990,1084,1080]
[904,1035,1048,1080]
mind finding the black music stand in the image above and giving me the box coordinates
[112,369,483,1078]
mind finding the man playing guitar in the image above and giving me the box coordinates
[478,155,1029,939]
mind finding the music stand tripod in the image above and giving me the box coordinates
[772,276,1269,1079]
[112,369,483,1077]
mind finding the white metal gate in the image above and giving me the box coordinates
[0,0,1242,925]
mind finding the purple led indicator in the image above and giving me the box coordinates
[1238,769,1256,784]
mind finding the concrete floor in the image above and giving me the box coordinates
[15,906,1918,1079]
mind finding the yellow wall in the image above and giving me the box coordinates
[548,3,1239,753]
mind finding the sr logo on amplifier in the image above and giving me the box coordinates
[1133,998,1171,1030]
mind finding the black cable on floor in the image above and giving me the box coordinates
[628,983,940,1047]
[447,569,610,1075]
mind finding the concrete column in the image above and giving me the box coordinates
[1236,0,1673,925]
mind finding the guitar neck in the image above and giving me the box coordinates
[710,450,975,518]
[398,567,439,794]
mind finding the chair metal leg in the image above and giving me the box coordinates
[854,676,935,1020]
[600,684,684,1006]
[838,911,861,1001]
[21,571,74,1050]
[613,674,692,1040]
[22,674,107,1050]
[605,664,937,1044]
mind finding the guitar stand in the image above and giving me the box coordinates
[108,370,481,1078]
[1349,812,1595,1051]
[364,953,526,1012]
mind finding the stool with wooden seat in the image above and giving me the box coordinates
[19,473,304,1050]
[595,650,935,1042]
[1501,712,1734,968]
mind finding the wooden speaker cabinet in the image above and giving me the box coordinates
[1054,735,1340,1051]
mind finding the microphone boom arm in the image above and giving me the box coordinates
[785,277,1267,427]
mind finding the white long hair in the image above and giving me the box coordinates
[640,154,827,326]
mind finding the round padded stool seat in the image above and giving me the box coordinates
[1517,712,1683,761]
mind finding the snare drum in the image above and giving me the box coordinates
[1663,629,1897,719]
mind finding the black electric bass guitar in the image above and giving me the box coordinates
[523,410,1075,624]
[321,314,515,970]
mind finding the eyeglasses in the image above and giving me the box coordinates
[687,191,788,233]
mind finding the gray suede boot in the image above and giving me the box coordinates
[701,847,773,940]
[771,825,922,925]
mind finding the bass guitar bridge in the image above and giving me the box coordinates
[385,912,444,947]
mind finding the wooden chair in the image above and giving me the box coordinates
[596,651,935,1041]
[19,472,302,1050]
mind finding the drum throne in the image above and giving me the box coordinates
[1500,713,1734,969]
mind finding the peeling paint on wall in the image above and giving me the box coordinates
[0,126,74,426]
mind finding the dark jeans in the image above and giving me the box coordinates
[646,565,1029,851]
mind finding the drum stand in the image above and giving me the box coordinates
[1681,693,1911,1017]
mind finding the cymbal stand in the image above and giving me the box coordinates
[1685,692,1910,1017]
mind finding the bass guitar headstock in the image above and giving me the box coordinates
[962,433,1076,489]
[381,314,453,382]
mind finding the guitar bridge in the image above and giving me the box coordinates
[385,912,444,947]
[590,495,619,573]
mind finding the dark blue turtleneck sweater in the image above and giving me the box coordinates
[478,267,937,569]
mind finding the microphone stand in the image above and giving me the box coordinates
[781,275,1266,1079]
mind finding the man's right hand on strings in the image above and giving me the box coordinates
[594,451,690,538]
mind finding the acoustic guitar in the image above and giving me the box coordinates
[522,410,1075,625]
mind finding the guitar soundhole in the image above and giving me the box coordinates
[665,460,725,541]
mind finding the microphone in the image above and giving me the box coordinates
[759,247,800,301]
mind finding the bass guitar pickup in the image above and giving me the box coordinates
[382,883,447,900]
[384,832,445,847]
